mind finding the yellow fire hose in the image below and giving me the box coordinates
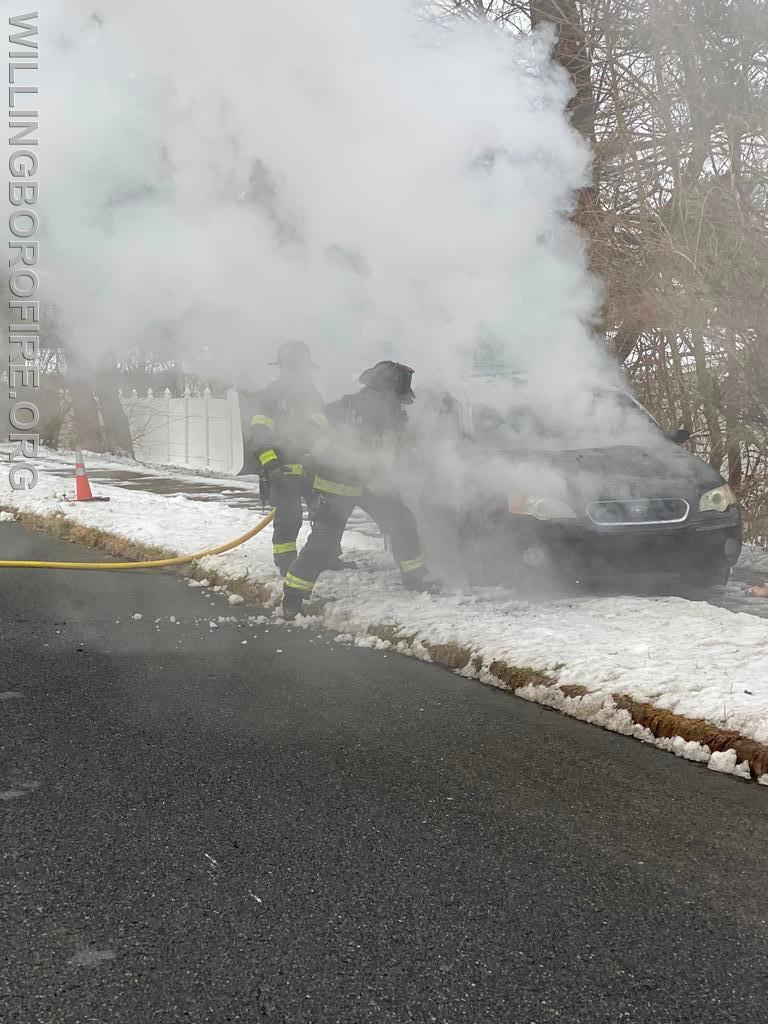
[0,509,275,570]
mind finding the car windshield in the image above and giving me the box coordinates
[470,387,662,449]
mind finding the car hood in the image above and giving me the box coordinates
[493,443,724,503]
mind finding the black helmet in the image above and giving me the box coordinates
[359,361,415,403]
[271,339,316,371]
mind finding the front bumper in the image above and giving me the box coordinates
[481,507,742,578]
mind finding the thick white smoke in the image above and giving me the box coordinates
[39,0,604,396]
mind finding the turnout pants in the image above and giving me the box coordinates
[269,470,313,572]
[285,487,425,598]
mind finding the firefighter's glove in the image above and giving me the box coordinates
[263,461,286,483]
[309,494,331,528]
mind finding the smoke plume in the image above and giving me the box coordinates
[39,0,603,397]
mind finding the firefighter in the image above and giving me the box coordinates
[252,340,347,576]
[282,360,439,620]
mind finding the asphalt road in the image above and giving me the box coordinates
[2,522,768,1024]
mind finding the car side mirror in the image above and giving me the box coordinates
[670,428,691,445]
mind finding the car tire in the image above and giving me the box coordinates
[459,519,546,590]
[458,518,513,586]
[462,535,509,586]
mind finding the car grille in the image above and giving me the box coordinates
[586,498,690,526]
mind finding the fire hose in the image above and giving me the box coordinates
[0,509,275,571]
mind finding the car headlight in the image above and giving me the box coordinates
[509,496,578,520]
[699,485,737,513]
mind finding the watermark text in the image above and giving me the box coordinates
[6,11,39,489]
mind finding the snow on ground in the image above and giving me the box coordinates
[2,450,768,782]
[740,543,768,577]
[20,445,259,491]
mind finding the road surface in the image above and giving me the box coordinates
[2,522,767,1023]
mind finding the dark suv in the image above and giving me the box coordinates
[412,381,742,589]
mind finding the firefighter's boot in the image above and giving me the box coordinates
[282,588,305,621]
[325,555,357,571]
[402,567,441,594]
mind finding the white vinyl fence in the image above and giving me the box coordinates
[120,387,244,475]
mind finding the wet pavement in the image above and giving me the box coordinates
[709,567,768,619]
[40,462,383,536]
[43,466,265,507]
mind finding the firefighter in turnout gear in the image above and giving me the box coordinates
[252,340,334,576]
[282,360,439,620]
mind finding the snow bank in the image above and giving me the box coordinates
[3,453,768,784]
[739,543,768,576]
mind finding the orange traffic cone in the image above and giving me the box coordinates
[74,450,110,502]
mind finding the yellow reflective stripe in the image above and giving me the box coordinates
[400,557,424,573]
[252,414,275,429]
[259,449,278,466]
[273,541,297,555]
[309,412,330,431]
[313,475,363,497]
[285,573,314,592]
[284,464,305,476]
